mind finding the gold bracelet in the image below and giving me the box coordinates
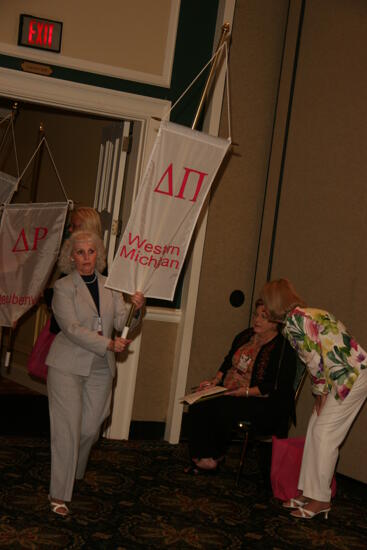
[246,387,249,398]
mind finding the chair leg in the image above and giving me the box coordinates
[257,441,273,491]
[236,430,249,486]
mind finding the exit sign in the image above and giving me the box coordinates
[18,14,63,53]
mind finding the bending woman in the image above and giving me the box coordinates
[186,299,298,473]
[260,278,367,519]
[46,230,145,517]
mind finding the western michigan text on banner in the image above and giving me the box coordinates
[106,121,230,300]
[0,202,68,326]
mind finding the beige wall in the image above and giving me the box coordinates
[0,0,175,80]
[132,320,178,421]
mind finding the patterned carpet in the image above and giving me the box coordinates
[1,435,367,549]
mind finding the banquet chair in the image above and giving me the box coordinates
[235,358,307,486]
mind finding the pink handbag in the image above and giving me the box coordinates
[271,436,337,501]
[27,318,56,381]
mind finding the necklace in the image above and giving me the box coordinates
[83,273,97,285]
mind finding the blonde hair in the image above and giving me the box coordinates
[253,297,280,331]
[259,278,306,321]
[58,230,106,274]
[71,207,102,237]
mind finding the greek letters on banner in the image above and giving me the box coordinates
[0,172,17,204]
[106,121,230,300]
[0,203,68,326]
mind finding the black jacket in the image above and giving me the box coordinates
[219,328,298,433]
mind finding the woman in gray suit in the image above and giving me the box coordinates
[46,229,145,517]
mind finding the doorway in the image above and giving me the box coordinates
[0,97,141,393]
[0,68,175,440]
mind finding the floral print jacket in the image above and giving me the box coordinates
[283,307,367,402]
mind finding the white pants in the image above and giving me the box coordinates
[47,357,113,502]
[298,368,367,501]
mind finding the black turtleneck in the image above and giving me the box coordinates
[81,272,100,314]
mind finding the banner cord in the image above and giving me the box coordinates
[0,113,11,127]
[0,114,20,178]
[16,136,71,205]
[17,136,44,187]
[43,138,70,204]
[162,42,231,139]
[10,116,20,178]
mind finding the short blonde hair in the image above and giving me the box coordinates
[70,207,102,237]
[259,279,306,321]
[58,230,106,274]
[253,297,280,331]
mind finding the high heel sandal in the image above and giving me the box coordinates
[282,498,308,510]
[50,500,70,517]
[290,506,331,520]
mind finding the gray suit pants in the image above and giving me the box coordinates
[47,357,113,502]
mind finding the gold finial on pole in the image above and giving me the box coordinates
[192,22,231,130]
[11,101,19,119]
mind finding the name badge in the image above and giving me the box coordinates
[238,352,251,373]
[97,316,103,335]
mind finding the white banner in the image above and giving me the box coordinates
[0,203,68,326]
[106,121,230,300]
[0,171,17,204]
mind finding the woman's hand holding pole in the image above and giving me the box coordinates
[108,337,132,353]
[121,291,145,338]
[131,291,145,310]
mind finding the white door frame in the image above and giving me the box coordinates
[0,68,169,122]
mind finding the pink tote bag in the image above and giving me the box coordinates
[27,318,56,381]
[271,436,337,501]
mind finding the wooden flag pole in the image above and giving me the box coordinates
[191,22,230,130]
[122,304,136,338]
[30,122,45,203]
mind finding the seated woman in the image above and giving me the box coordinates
[186,299,298,473]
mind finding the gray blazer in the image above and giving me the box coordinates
[46,270,139,377]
